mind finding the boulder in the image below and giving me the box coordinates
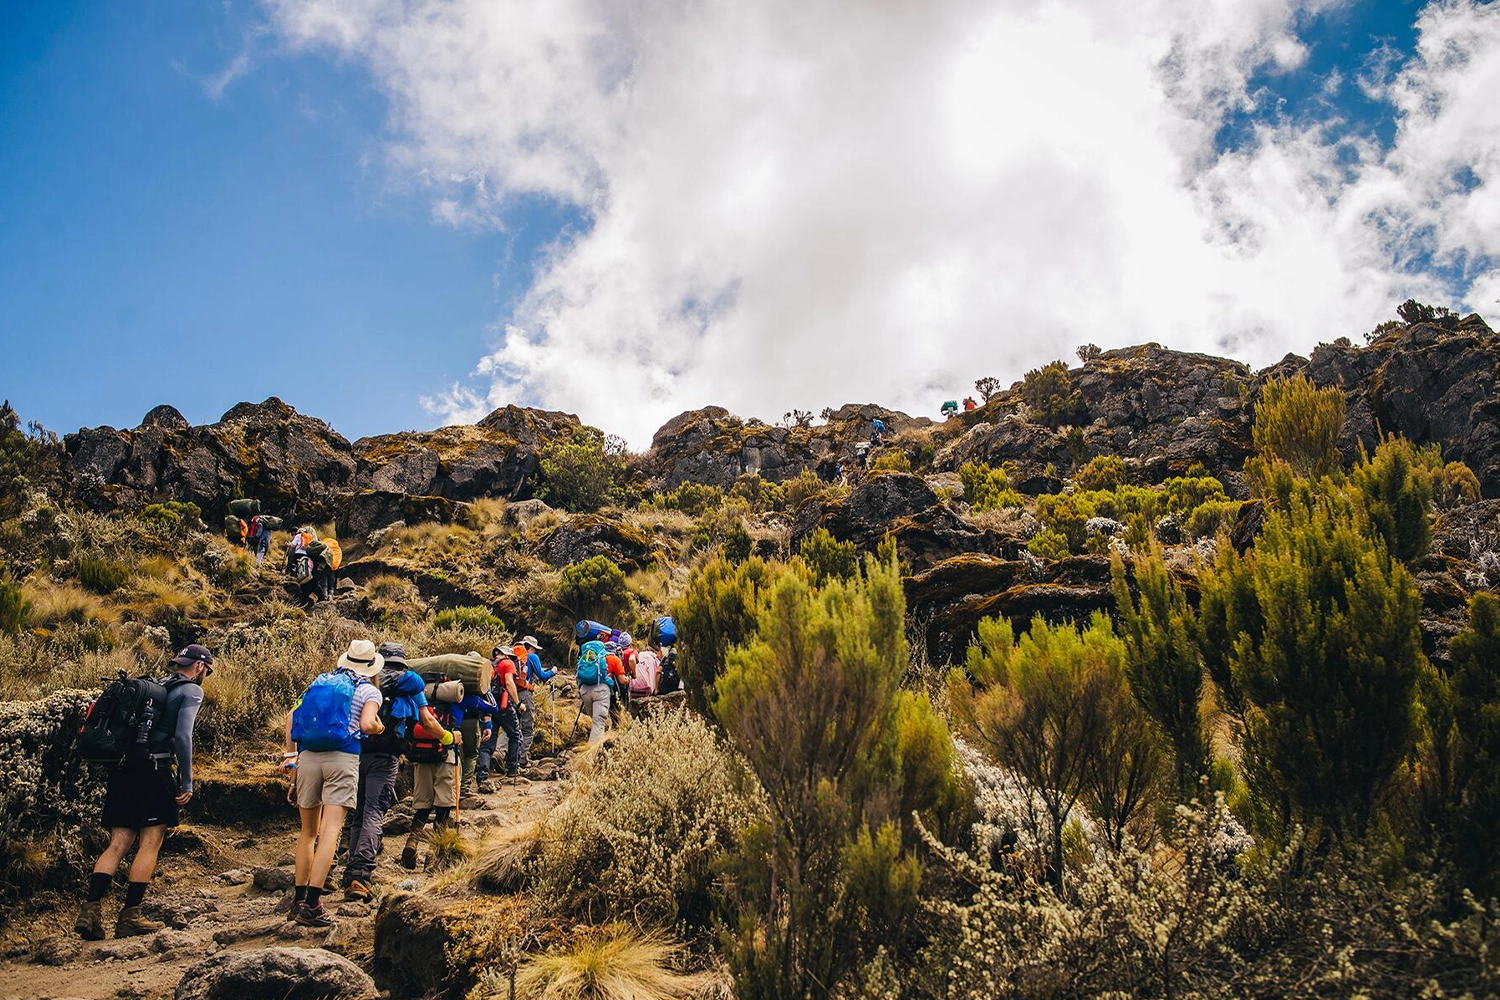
[175,947,377,1000]
[537,514,657,572]
[372,892,481,999]
[334,490,473,542]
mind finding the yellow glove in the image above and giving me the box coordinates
[440,728,455,746]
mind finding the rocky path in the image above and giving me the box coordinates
[0,761,567,1000]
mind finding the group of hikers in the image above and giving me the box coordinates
[222,497,342,602]
[72,614,683,937]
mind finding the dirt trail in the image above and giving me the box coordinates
[0,759,568,1000]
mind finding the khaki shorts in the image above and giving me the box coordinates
[295,750,360,810]
[412,758,457,810]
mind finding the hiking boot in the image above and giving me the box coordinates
[400,834,420,870]
[114,906,165,938]
[74,900,106,941]
[475,779,495,795]
[284,900,306,922]
[295,904,334,928]
[343,880,372,903]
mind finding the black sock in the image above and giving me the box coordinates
[306,886,323,910]
[86,872,111,903]
[294,885,307,903]
[413,808,432,828]
[124,882,147,908]
[434,807,452,825]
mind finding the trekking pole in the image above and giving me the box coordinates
[454,749,461,826]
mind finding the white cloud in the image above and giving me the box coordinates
[268,0,1499,446]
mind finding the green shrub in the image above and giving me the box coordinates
[1027,528,1071,561]
[717,543,945,997]
[783,469,825,509]
[1184,499,1240,539]
[670,556,782,716]
[959,462,1023,512]
[539,430,622,513]
[797,527,858,585]
[730,474,785,513]
[558,555,632,627]
[1019,361,1083,427]
[0,572,28,636]
[1347,436,1434,563]
[432,605,506,633]
[1075,455,1125,491]
[74,553,129,595]
[871,450,911,473]
[1248,375,1345,486]
[659,481,724,517]
[1198,495,1422,846]
[722,520,753,563]
[138,501,203,533]
[1111,549,1209,801]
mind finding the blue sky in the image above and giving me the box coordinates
[0,2,577,440]
[1,0,1495,446]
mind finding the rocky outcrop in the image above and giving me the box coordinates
[66,398,358,520]
[335,490,474,544]
[175,947,377,1000]
[354,405,583,502]
[644,404,929,489]
[1276,316,1500,495]
[935,345,1255,488]
[537,514,658,573]
[372,892,487,999]
[792,472,1026,571]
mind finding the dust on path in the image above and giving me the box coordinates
[0,764,566,1000]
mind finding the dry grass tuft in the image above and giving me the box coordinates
[22,581,118,630]
[425,824,474,870]
[509,925,721,1000]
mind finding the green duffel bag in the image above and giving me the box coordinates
[228,498,261,519]
[223,515,245,542]
[408,652,492,693]
[258,515,284,531]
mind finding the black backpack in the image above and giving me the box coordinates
[363,671,412,755]
[77,672,173,762]
[658,650,682,694]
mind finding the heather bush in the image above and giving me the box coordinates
[539,429,623,513]
[1247,374,1345,488]
[1198,494,1422,845]
[432,605,506,633]
[796,527,858,585]
[0,572,27,636]
[1025,528,1070,561]
[782,469,826,509]
[1347,435,1435,563]
[1074,454,1125,491]
[532,711,766,928]
[1019,361,1082,427]
[730,473,785,513]
[138,501,203,534]
[871,450,911,473]
[658,481,725,517]
[959,462,1023,512]
[558,555,633,628]
[671,555,782,716]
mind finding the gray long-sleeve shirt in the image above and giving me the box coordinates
[150,679,204,793]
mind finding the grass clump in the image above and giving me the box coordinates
[433,605,505,633]
[0,572,28,636]
[507,925,718,1000]
[74,553,129,595]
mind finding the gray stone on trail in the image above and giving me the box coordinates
[252,866,294,891]
[335,901,372,918]
[95,939,152,961]
[152,930,205,956]
[32,935,81,966]
[275,853,296,866]
[217,869,251,885]
[212,918,283,946]
[175,947,378,1000]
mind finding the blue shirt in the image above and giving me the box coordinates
[526,652,554,684]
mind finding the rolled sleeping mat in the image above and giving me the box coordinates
[409,652,492,693]
[574,620,614,643]
[227,498,261,519]
[424,680,466,704]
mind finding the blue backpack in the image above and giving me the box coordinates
[291,670,357,751]
[576,640,608,686]
[654,616,678,647]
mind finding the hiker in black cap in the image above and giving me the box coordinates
[75,644,212,940]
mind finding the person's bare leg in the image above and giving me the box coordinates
[295,807,320,886]
[310,805,347,889]
[126,825,166,883]
[92,828,137,876]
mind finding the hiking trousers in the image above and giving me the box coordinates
[579,683,611,744]
[516,689,536,767]
[342,752,399,886]
[459,717,480,794]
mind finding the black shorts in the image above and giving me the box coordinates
[101,754,180,830]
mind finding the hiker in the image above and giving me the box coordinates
[941,400,959,418]
[339,642,451,903]
[75,644,213,940]
[963,396,977,412]
[304,536,341,603]
[279,639,386,927]
[576,639,613,744]
[400,679,464,871]
[286,526,315,579]
[517,636,552,769]
[616,646,638,712]
[477,646,525,791]
[871,416,887,445]
[247,514,280,566]
[658,645,683,695]
[629,646,661,699]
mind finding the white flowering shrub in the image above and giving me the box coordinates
[533,709,767,929]
[0,689,105,878]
